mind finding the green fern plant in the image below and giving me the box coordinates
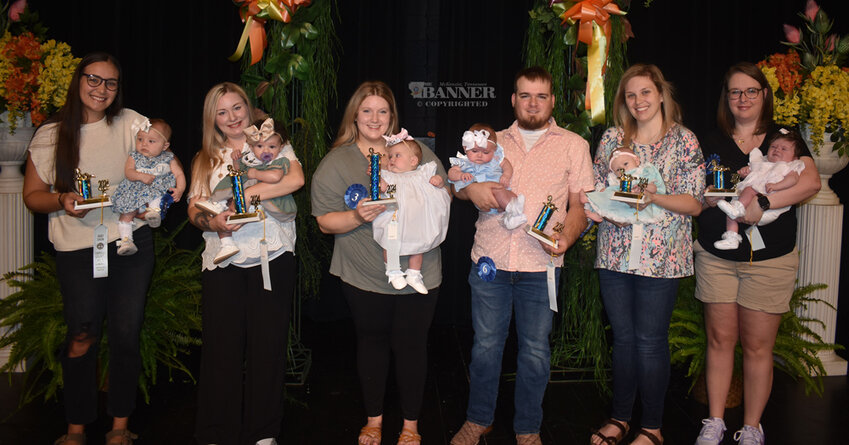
[669,280,842,396]
[0,222,203,408]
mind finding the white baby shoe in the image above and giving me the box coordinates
[387,270,408,290]
[117,237,138,256]
[714,231,743,250]
[717,200,746,219]
[405,269,428,294]
[195,200,227,216]
[501,195,528,230]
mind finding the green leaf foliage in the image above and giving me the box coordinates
[0,222,202,409]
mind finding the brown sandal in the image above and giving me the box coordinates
[105,429,138,445]
[591,418,629,444]
[54,433,86,445]
[397,428,421,445]
[358,425,382,445]
[633,429,663,445]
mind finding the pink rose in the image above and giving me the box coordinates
[783,24,801,44]
[805,0,820,22]
[826,34,836,51]
[8,0,26,22]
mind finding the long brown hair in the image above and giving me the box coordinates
[716,62,774,137]
[50,53,124,193]
[189,82,257,198]
[331,81,399,149]
[612,64,681,148]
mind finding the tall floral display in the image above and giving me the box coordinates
[761,0,849,377]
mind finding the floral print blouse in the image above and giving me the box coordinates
[593,125,705,278]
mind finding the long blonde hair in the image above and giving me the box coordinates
[331,81,399,149]
[190,82,256,197]
[612,64,682,148]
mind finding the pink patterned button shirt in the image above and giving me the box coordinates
[470,119,594,272]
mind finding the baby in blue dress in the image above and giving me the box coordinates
[113,118,186,255]
[448,123,526,229]
[585,147,666,224]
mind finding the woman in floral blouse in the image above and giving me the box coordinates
[589,64,704,445]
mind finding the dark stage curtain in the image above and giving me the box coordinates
[34,1,848,348]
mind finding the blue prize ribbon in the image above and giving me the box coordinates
[159,192,175,219]
[231,174,246,214]
[477,256,496,282]
[370,154,380,200]
[345,184,368,209]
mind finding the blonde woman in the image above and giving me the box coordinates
[590,64,704,445]
[188,82,304,445]
[311,81,448,445]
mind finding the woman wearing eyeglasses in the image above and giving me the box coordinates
[23,53,152,445]
[692,62,820,445]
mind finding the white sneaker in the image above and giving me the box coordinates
[195,200,227,216]
[501,195,528,230]
[387,270,407,290]
[256,439,277,445]
[733,424,764,445]
[117,237,138,256]
[144,209,162,228]
[405,269,428,294]
[213,244,240,264]
[714,230,743,250]
[695,417,726,445]
[717,199,745,218]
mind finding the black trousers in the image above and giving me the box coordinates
[342,282,439,420]
[55,225,154,424]
[194,252,295,445]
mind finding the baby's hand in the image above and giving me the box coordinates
[461,172,474,182]
[499,174,511,188]
[765,182,775,193]
[169,188,183,202]
[230,149,243,163]
[140,173,155,185]
[246,167,258,180]
[429,175,444,188]
[737,166,751,177]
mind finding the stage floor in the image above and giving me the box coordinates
[2,317,847,444]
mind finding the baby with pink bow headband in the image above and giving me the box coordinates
[448,123,526,229]
[196,117,297,265]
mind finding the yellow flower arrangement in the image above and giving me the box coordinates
[0,31,78,133]
[759,0,849,156]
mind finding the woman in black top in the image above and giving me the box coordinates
[692,62,820,445]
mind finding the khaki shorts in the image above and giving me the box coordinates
[693,240,799,314]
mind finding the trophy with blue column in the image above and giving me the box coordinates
[73,168,113,210]
[611,168,650,204]
[525,195,563,248]
[359,147,397,208]
[225,165,262,223]
[704,159,739,197]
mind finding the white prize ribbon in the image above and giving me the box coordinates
[745,226,766,251]
[93,224,108,278]
[260,240,271,291]
[627,224,644,271]
[547,260,557,312]
[386,218,401,272]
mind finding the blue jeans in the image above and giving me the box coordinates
[465,264,558,434]
[598,269,679,429]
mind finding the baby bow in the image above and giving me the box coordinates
[131,118,151,135]
[382,128,414,146]
[462,129,491,151]
[244,118,277,143]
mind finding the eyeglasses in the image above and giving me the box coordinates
[727,87,762,100]
[83,73,119,91]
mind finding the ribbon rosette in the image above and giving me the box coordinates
[229,0,312,65]
[551,0,626,124]
[703,153,721,170]
[477,256,497,282]
[345,183,368,209]
[159,192,175,219]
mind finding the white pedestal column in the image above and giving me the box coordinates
[0,162,32,371]
[796,201,847,376]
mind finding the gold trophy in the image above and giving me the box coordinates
[225,165,262,224]
[611,168,649,204]
[360,148,397,208]
[73,169,113,210]
[525,195,563,248]
[704,159,739,197]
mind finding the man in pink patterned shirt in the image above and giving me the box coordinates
[450,67,595,445]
